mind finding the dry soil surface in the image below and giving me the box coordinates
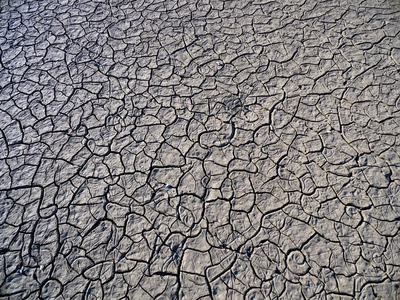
[1,0,400,299]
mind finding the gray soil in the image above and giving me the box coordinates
[1,0,400,299]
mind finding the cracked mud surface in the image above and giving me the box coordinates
[1,0,400,299]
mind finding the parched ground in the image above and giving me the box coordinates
[1,0,400,299]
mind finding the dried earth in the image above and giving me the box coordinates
[1,0,400,299]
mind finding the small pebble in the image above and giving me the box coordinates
[165,184,172,189]
[216,61,224,67]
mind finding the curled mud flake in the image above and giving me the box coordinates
[287,250,310,276]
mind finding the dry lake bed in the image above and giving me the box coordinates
[1,0,400,299]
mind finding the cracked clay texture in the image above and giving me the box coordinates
[1,0,400,299]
